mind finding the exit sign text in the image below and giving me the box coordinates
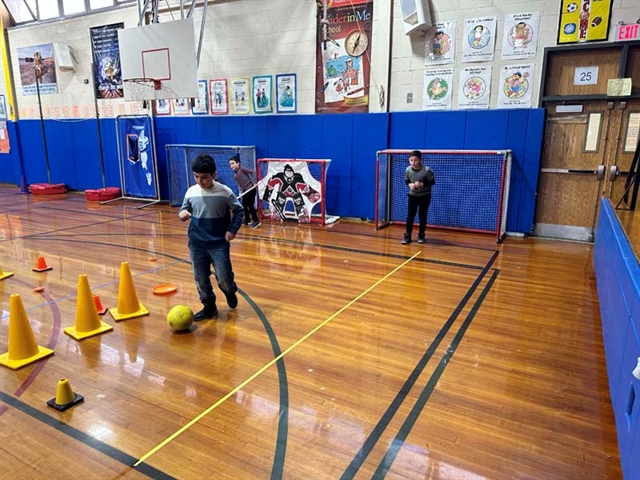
[617,24,640,41]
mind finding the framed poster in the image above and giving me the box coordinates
[0,94,7,120]
[173,98,189,115]
[230,77,250,114]
[155,98,171,116]
[252,75,273,114]
[209,78,228,115]
[17,43,58,95]
[276,73,297,113]
[558,0,612,44]
[192,80,208,114]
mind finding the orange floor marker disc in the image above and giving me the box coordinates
[33,287,44,293]
[152,283,178,295]
[149,257,157,262]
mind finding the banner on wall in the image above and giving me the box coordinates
[90,23,124,99]
[558,0,612,44]
[252,75,273,114]
[0,121,10,153]
[276,73,297,113]
[230,77,251,114]
[462,16,497,63]
[315,0,373,114]
[423,68,453,111]
[117,116,157,199]
[458,66,492,110]
[497,64,535,109]
[209,79,229,115]
[17,43,58,95]
[425,21,456,66]
[501,13,539,60]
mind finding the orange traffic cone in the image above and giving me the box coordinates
[32,256,52,272]
[109,262,149,321]
[0,294,54,369]
[93,294,107,315]
[47,378,84,411]
[0,265,13,280]
[64,274,113,340]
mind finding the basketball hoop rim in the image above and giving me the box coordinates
[124,77,162,90]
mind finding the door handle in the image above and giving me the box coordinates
[596,165,605,180]
[609,165,619,181]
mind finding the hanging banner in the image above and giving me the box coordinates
[501,13,539,60]
[118,116,157,199]
[315,0,373,114]
[230,77,251,114]
[17,43,58,95]
[497,64,535,109]
[425,21,456,66]
[209,78,229,115]
[276,73,297,113]
[0,121,10,153]
[252,75,273,114]
[558,0,612,44]
[90,23,124,99]
[462,16,497,63]
[423,68,453,111]
[458,66,492,110]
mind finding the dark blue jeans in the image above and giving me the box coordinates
[406,193,431,237]
[189,241,237,305]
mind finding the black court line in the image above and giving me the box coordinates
[372,268,500,479]
[31,204,133,220]
[0,391,175,479]
[340,251,499,479]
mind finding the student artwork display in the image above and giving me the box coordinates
[422,68,453,111]
[497,64,535,109]
[230,77,251,114]
[155,98,171,116]
[315,0,373,114]
[462,16,497,63]
[192,80,208,114]
[502,13,539,59]
[90,23,124,99]
[0,94,7,120]
[17,43,58,95]
[458,67,492,109]
[172,98,189,115]
[425,21,456,65]
[276,73,297,113]
[252,75,273,114]
[558,0,612,44]
[209,79,228,115]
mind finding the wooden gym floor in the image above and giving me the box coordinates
[0,185,621,479]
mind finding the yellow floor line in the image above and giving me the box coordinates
[134,251,422,466]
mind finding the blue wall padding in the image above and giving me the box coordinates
[0,122,23,185]
[6,109,545,233]
[594,199,640,480]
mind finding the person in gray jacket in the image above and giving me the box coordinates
[403,150,435,245]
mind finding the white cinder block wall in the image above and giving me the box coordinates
[2,0,639,119]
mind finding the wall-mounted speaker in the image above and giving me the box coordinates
[54,43,76,72]
[399,0,432,35]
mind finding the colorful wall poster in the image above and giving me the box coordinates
[501,13,539,60]
[461,16,497,63]
[17,43,58,95]
[0,94,6,120]
[252,75,273,114]
[90,23,124,99]
[276,73,297,113]
[230,77,251,115]
[172,98,189,115]
[558,0,612,44]
[0,121,10,153]
[423,68,453,111]
[192,80,208,114]
[497,64,535,109]
[315,0,373,114]
[155,98,171,116]
[425,21,456,65]
[458,66,492,109]
[209,79,228,115]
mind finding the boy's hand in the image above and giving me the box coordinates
[225,231,236,242]
[409,183,415,190]
[178,210,191,221]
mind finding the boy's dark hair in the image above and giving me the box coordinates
[229,155,240,164]
[192,154,217,174]
[410,150,422,160]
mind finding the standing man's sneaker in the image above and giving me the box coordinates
[402,233,411,244]
[417,235,425,244]
[250,221,261,229]
[225,291,238,310]
[194,303,218,321]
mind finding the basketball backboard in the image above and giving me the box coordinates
[118,18,199,101]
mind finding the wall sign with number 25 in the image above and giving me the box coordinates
[574,66,599,86]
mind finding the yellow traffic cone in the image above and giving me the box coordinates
[109,262,149,321]
[64,274,113,340]
[0,265,13,281]
[0,294,54,370]
[47,378,84,411]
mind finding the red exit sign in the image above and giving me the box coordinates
[617,24,640,41]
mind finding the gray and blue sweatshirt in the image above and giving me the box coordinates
[180,182,244,244]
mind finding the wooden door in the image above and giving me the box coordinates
[605,101,640,205]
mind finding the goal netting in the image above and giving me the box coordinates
[375,150,512,241]
[166,144,256,206]
[257,158,339,225]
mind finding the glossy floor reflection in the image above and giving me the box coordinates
[0,187,621,479]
